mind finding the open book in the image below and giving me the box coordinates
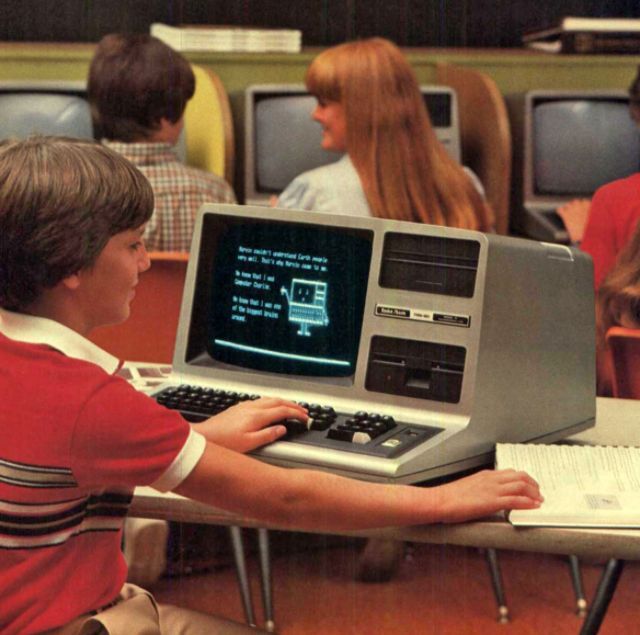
[496,443,640,528]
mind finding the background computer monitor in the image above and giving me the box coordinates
[508,90,640,242]
[243,84,461,206]
[0,80,94,140]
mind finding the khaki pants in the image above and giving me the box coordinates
[43,584,261,635]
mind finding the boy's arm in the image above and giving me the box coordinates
[173,441,542,531]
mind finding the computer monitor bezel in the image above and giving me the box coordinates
[186,211,375,386]
[523,88,633,208]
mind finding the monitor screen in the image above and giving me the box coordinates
[532,97,640,196]
[200,215,373,379]
[255,93,339,193]
[0,83,93,140]
[244,84,460,204]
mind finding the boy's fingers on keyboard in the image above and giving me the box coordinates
[247,404,311,428]
[252,397,307,412]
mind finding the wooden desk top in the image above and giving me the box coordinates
[130,396,640,562]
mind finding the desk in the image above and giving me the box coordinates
[130,397,640,633]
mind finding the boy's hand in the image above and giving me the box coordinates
[435,469,543,523]
[194,397,309,453]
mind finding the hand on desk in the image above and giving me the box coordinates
[194,397,308,453]
[436,469,543,523]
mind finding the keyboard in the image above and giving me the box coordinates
[153,384,443,458]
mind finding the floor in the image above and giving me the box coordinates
[151,532,640,634]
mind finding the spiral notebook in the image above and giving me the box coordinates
[496,443,640,528]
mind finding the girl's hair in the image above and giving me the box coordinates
[596,222,640,350]
[305,38,493,230]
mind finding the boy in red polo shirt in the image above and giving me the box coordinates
[0,136,541,634]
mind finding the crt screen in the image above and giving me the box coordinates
[255,94,341,192]
[207,220,372,378]
[533,99,640,196]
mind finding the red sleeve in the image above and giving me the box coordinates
[70,376,191,488]
[580,186,618,289]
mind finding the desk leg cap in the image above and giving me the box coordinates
[576,598,588,617]
[498,606,509,623]
[265,620,276,632]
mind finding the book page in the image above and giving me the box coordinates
[497,444,640,492]
[496,444,640,527]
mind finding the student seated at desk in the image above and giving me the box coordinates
[276,37,493,231]
[558,65,640,286]
[88,33,236,252]
[0,136,541,635]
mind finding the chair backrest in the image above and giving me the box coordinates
[183,65,235,184]
[435,62,512,235]
[88,252,189,364]
[605,326,640,398]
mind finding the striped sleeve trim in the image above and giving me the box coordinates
[0,457,77,489]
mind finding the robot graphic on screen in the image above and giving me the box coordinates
[280,278,329,336]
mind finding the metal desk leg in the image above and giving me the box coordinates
[258,528,275,632]
[229,526,256,627]
[568,555,588,616]
[485,548,509,623]
[580,559,625,635]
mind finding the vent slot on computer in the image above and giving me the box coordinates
[379,232,480,297]
[365,336,466,403]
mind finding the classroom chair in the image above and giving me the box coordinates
[435,62,512,235]
[89,251,188,363]
[605,326,640,398]
[183,64,235,184]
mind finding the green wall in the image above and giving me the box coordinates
[2,43,639,95]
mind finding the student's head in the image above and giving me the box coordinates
[303,38,493,230]
[88,33,195,142]
[0,136,154,315]
[305,37,430,156]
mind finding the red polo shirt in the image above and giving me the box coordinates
[0,309,205,634]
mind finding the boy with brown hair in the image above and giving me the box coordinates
[88,33,236,252]
[0,136,541,634]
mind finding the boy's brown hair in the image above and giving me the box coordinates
[0,136,154,310]
[88,33,195,141]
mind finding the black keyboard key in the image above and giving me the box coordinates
[180,411,209,423]
[309,418,331,431]
[280,418,309,436]
[327,428,354,442]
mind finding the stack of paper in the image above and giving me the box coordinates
[151,23,302,53]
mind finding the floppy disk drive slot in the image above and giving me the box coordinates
[365,336,465,404]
